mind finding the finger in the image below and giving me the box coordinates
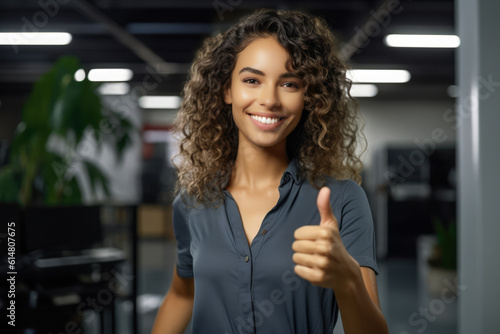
[317,187,338,228]
[292,240,316,253]
[292,252,329,269]
[294,225,333,241]
[292,240,332,255]
[294,264,325,284]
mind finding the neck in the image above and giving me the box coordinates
[229,140,290,191]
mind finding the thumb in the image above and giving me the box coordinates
[317,187,338,228]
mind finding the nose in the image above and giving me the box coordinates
[258,85,281,109]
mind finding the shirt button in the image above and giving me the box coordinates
[261,229,268,235]
[244,255,249,262]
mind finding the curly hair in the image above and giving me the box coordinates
[173,8,366,207]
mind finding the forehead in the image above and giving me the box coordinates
[234,37,290,72]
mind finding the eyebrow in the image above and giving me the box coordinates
[238,66,299,79]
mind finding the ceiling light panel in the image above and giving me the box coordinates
[384,34,460,48]
[349,84,379,97]
[87,68,133,82]
[347,69,411,83]
[0,32,72,45]
[138,96,182,109]
[98,83,130,95]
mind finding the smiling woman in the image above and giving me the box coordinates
[224,37,305,151]
[152,8,388,334]
[173,10,365,208]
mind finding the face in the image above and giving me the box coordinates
[224,36,305,152]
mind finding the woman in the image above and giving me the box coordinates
[152,8,388,334]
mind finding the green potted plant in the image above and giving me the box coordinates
[0,57,136,333]
[426,217,457,297]
[0,56,134,205]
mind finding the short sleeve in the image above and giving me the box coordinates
[338,180,379,274]
[172,193,194,278]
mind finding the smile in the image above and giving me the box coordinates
[249,114,285,124]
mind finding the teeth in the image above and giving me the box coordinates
[250,114,281,124]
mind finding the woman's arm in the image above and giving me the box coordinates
[294,244,388,334]
[292,187,388,334]
[334,266,388,334]
[151,267,195,334]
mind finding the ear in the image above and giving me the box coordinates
[224,85,232,104]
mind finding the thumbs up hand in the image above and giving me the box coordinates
[292,187,361,291]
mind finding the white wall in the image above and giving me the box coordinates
[359,98,457,171]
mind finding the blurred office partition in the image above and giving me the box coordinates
[371,145,456,259]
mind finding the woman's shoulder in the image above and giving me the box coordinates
[325,176,362,189]
[312,175,362,192]
[298,175,366,206]
[172,190,194,213]
[172,189,222,212]
[322,176,367,202]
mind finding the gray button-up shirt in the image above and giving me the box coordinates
[173,159,378,334]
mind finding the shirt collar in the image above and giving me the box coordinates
[280,158,303,186]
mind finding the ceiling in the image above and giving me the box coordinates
[0,0,456,107]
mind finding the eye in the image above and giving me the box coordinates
[282,82,300,89]
[243,78,259,85]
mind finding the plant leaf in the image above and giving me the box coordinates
[83,160,111,199]
[62,175,83,204]
[0,164,21,203]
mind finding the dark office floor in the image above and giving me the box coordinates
[113,238,457,334]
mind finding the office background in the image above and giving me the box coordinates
[0,0,498,333]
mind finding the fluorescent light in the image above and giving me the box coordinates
[347,69,411,83]
[74,69,85,82]
[0,32,72,45]
[349,84,378,97]
[138,96,182,109]
[98,83,130,95]
[88,68,133,82]
[384,34,460,48]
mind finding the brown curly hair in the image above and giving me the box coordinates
[173,8,366,207]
